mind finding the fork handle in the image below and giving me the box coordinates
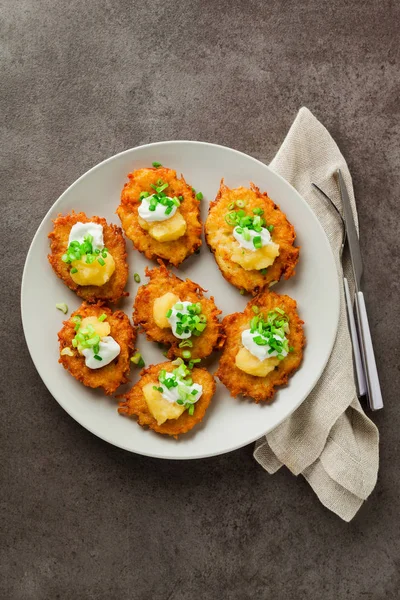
[343,278,366,397]
[355,291,384,411]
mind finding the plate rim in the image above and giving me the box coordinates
[21,140,340,460]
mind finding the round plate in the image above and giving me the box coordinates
[21,141,339,460]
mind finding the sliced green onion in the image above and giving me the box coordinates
[289,346,294,352]
[252,306,259,314]
[139,191,150,200]
[182,350,191,359]
[267,225,274,232]
[171,357,184,366]
[134,273,141,283]
[253,207,264,215]
[188,358,201,369]
[94,355,102,361]
[253,335,268,346]
[97,258,105,266]
[153,385,163,392]
[70,268,78,274]
[152,161,162,167]
[195,192,203,200]
[178,339,193,348]
[243,229,251,242]
[56,303,68,314]
[166,309,173,318]
[275,307,285,315]
[236,200,246,208]
[240,289,246,295]
[98,313,107,322]
[60,347,73,356]
[225,212,238,226]
[260,268,268,275]
[131,352,145,367]
[188,404,195,416]
[253,236,262,249]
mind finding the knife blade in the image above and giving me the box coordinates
[337,169,383,410]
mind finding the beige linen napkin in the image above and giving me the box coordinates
[254,107,379,522]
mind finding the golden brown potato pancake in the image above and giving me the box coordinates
[205,181,299,294]
[133,262,224,360]
[117,166,202,266]
[216,290,305,403]
[118,361,216,437]
[58,302,136,395]
[48,211,129,303]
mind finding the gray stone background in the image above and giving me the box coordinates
[1,0,399,598]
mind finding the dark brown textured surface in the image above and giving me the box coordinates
[1,0,399,598]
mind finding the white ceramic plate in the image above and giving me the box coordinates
[21,141,339,460]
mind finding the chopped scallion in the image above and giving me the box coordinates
[56,303,68,314]
[131,352,145,367]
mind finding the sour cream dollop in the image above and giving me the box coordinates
[138,195,177,223]
[68,222,104,251]
[160,373,203,404]
[241,329,288,361]
[82,336,121,369]
[167,301,193,339]
[233,226,271,251]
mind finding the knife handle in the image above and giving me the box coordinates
[343,278,366,397]
[355,291,384,411]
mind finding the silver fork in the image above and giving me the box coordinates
[312,183,367,399]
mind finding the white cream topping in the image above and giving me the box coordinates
[167,301,193,340]
[138,195,178,223]
[160,373,203,404]
[241,329,288,361]
[233,226,271,251]
[82,336,120,369]
[68,222,104,251]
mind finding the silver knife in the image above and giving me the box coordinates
[337,169,383,410]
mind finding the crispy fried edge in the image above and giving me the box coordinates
[58,301,136,395]
[118,361,216,438]
[48,211,129,303]
[216,290,305,403]
[116,167,202,267]
[205,181,300,295]
[133,261,225,360]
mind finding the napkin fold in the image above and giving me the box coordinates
[254,107,379,522]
